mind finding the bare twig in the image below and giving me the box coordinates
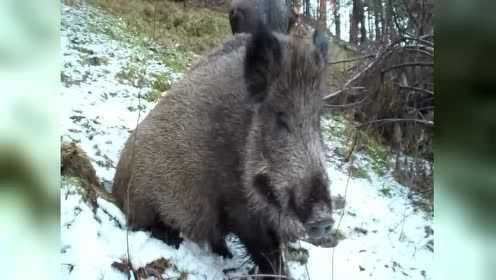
[125,61,145,279]
[382,62,433,73]
[323,87,366,100]
[323,34,433,101]
[401,35,434,47]
[420,33,434,40]
[323,47,385,101]
[325,94,369,109]
[402,46,433,57]
[356,118,433,128]
[332,130,358,280]
[399,85,434,95]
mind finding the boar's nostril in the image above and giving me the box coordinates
[305,218,334,239]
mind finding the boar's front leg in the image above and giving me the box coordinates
[238,224,285,278]
[149,221,183,249]
[210,236,233,259]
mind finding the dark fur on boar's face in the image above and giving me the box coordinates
[112,24,333,276]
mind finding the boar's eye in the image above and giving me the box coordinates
[276,111,290,133]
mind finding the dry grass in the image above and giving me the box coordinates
[88,0,231,54]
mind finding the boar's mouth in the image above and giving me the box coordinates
[250,172,337,246]
[305,232,340,248]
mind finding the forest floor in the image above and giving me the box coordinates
[60,1,434,279]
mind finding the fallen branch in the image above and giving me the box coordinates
[328,54,375,65]
[112,260,139,280]
[228,274,289,279]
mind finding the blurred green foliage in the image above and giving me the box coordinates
[0,0,59,279]
[437,0,496,279]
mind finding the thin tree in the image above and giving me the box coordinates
[384,0,394,42]
[373,0,383,41]
[359,0,367,43]
[333,0,341,39]
[318,0,327,30]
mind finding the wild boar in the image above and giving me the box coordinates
[112,23,334,276]
[229,0,292,34]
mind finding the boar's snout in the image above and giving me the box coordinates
[304,212,334,240]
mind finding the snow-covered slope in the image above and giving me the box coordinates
[60,2,433,279]
[288,116,433,280]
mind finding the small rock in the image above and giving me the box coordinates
[347,211,357,216]
[332,194,346,210]
[424,225,434,238]
[354,227,368,235]
[425,239,434,252]
[86,56,108,66]
[70,115,85,122]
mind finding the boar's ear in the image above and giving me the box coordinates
[244,22,282,103]
[312,30,329,63]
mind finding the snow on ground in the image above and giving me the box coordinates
[288,115,433,280]
[60,0,183,187]
[60,2,433,280]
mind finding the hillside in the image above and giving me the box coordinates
[60,1,433,279]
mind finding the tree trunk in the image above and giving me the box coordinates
[384,0,394,42]
[350,0,359,44]
[373,0,382,41]
[302,0,310,17]
[359,0,367,43]
[368,6,373,41]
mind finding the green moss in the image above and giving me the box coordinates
[61,176,94,205]
[321,113,348,143]
[160,48,191,72]
[365,139,390,177]
[379,185,393,198]
[152,74,171,91]
[350,165,370,181]
[141,74,171,102]
[333,229,346,241]
[144,89,162,103]
[333,146,348,159]
[82,55,109,66]
[178,271,188,280]
[116,63,145,86]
